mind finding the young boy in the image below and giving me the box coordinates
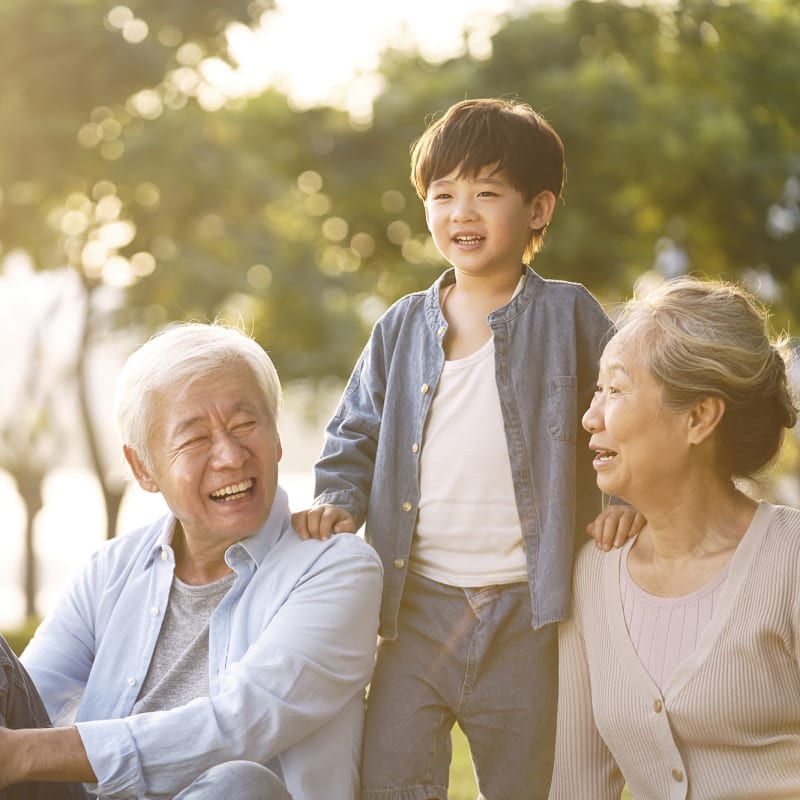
[293,98,637,799]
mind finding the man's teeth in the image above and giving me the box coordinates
[210,480,253,499]
[596,450,616,461]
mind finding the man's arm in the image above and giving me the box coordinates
[74,534,382,798]
[0,726,95,788]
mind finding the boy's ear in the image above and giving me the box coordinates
[530,190,557,231]
[124,445,160,493]
[687,395,726,446]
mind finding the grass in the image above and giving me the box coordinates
[449,724,478,799]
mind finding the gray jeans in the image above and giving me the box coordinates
[174,761,291,800]
[361,571,558,800]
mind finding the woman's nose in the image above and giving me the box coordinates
[582,393,602,433]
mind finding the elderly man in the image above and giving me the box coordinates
[0,322,383,799]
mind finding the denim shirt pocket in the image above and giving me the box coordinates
[547,375,578,442]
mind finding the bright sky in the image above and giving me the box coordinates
[218,0,568,121]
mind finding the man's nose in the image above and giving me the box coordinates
[210,431,247,468]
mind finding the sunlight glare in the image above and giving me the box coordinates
[222,0,540,118]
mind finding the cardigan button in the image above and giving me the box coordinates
[653,699,663,713]
[671,768,684,782]
[437,326,445,338]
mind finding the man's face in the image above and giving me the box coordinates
[128,366,282,551]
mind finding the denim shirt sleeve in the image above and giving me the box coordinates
[313,313,394,528]
[73,534,382,798]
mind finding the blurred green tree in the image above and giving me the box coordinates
[0,0,267,617]
[0,0,798,584]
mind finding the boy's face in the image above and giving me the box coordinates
[424,164,553,278]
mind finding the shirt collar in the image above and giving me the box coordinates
[142,485,292,571]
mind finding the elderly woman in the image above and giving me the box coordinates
[0,322,382,800]
[549,278,800,799]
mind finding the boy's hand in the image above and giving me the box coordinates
[292,505,356,541]
[586,505,645,551]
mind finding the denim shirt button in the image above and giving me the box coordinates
[402,501,412,512]
[393,558,405,569]
[421,383,430,394]
[411,442,419,453]
[127,677,137,687]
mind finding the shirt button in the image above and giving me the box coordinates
[393,558,405,569]
[437,326,445,338]
[411,442,419,453]
[421,383,430,394]
[672,768,684,782]
[402,501,412,512]
[127,677,137,687]
[150,607,159,616]
[653,699,663,713]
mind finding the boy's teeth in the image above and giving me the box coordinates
[210,480,252,498]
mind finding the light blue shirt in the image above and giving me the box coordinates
[21,486,383,799]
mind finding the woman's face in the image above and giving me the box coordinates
[582,335,691,508]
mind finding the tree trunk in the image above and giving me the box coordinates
[16,470,44,619]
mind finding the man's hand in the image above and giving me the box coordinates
[0,727,26,788]
[0,726,94,788]
[292,505,356,541]
[586,505,645,551]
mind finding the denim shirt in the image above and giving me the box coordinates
[314,267,613,638]
[21,487,383,800]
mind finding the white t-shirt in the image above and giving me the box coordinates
[410,335,527,587]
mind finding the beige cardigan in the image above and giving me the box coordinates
[549,502,800,800]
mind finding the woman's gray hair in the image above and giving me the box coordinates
[114,322,282,469]
[615,276,798,480]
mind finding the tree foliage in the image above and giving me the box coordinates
[1,0,798,612]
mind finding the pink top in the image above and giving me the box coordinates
[620,537,730,690]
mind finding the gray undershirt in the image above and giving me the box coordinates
[132,571,236,715]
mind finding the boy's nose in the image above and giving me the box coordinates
[451,200,478,222]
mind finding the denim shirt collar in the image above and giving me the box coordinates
[424,266,544,334]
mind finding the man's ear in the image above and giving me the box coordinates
[687,395,726,446]
[124,445,159,493]
[530,190,557,231]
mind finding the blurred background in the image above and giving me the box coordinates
[1,0,798,685]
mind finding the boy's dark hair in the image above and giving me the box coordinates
[410,98,565,256]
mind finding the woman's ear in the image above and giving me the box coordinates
[530,190,557,231]
[124,445,159,493]
[687,395,726,445]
